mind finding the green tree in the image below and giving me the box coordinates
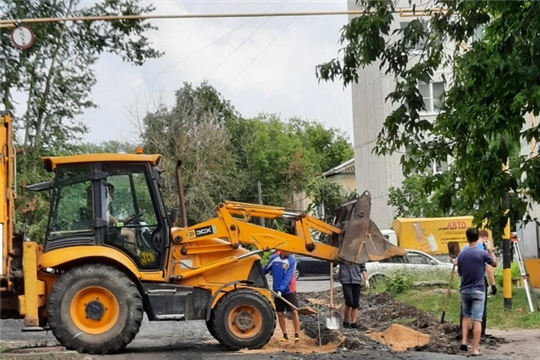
[243,114,317,207]
[136,81,355,226]
[137,81,246,225]
[241,114,353,208]
[287,118,354,174]
[1,0,162,240]
[316,0,538,233]
[79,140,138,154]
[304,176,354,223]
[387,172,470,218]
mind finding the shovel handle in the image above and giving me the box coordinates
[443,265,456,308]
[329,262,334,309]
[270,290,299,311]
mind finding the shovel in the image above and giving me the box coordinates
[440,241,461,323]
[325,262,339,330]
[440,264,456,323]
[270,290,317,315]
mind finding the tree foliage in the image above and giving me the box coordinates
[135,81,354,224]
[387,173,466,218]
[305,176,355,224]
[237,114,353,208]
[316,0,540,232]
[137,81,246,225]
[1,0,162,240]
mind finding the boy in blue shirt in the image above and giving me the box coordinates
[263,251,300,342]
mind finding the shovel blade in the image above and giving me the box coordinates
[298,306,317,315]
[335,190,406,264]
[325,316,339,330]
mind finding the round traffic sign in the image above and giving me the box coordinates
[10,24,35,50]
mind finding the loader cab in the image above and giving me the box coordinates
[41,155,171,271]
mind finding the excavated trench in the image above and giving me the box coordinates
[292,287,509,355]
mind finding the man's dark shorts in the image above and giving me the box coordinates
[275,293,298,312]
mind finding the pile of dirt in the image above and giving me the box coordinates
[294,287,508,355]
[238,320,341,355]
[366,323,430,352]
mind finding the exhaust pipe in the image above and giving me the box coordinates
[175,160,188,228]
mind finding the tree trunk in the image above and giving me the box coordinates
[30,0,75,172]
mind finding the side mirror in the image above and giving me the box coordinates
[168,208,179,227]
[430,260,438,265]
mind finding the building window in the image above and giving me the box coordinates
[418,82,444,113]
[431,159,448,175]
[400,21,428,51]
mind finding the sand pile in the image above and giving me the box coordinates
[238,320,341,355]
[366,323,430,352]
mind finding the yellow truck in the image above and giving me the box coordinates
[382,216,475,255]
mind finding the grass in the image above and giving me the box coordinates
[393,287,540,329]
[367,265,540,329]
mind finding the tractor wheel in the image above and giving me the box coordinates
[206,309,222,343]
[47,264,143,354]
[213,288,275,350]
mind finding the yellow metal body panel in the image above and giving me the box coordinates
[392,216,474,255]
[41,153,162,171]
[0,112,16,282]
[39,246,165,282]
[167,239,273,309]
[524,259,540,289]
[19,242,46,327]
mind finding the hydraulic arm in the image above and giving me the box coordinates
[170,190,406,279]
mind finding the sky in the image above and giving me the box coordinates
[78,0,354,144]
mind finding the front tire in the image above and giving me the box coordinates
[206,309,222,343]
[213,289,275,350]
[47,264,143,354]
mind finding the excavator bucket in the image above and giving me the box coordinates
[334,190,406,264]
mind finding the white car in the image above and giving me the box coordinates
[336,249,453,285]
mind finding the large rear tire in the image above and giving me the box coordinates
[47,264,143,354]
[213,289,275,350]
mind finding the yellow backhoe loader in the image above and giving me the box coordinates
[0,111,405,354]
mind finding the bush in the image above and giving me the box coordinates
[385,271,414,295]
[495,262,521,287]
[260,251,273,266]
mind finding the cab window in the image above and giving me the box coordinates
[47,165,94,240]
[101,164,163,270]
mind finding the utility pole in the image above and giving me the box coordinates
[257,180,264,227]
[502,188,512,311]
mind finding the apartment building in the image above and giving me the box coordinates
[347,0,450,228]
[346,1,540,261]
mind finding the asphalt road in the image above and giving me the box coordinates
[0,277,521,360]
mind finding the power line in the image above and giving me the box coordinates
[224,0,311,90]
[202,1,289,80]
[81,2,295,120]
[80,15,262,120]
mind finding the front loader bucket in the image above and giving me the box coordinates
[335,190,406,264]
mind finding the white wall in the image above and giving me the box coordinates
[347,0,458,228]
